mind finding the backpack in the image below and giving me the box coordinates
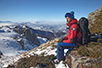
[78,17,91,45]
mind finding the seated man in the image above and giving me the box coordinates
[54,11,81,63]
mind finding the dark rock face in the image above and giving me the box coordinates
[17,39,24,49]
[0,50,3,58]
[13,25,40,46]
[24,28,40,45]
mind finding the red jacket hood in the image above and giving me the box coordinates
[67,19,78,27]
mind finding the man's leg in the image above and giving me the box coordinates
[60,47,65,61]
[57,42,75,61]
[60,36,65,42]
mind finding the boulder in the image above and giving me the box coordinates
[88,6,102,35]
[65,50,102,68]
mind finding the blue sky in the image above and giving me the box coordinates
[0,0,102,22]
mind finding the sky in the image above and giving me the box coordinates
[0,0,102,22]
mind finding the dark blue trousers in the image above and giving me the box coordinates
[57,36,75,60]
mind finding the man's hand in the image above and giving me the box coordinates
[60,39,64,42]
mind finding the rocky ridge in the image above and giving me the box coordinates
[88,6,102,35]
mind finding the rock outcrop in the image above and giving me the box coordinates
[65,50,102,68]
[24,28,40,45]
[88,6,102,27]
[88,6,102,35]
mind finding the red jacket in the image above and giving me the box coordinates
[63,19,81,44]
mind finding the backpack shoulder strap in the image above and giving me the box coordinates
[71,23,80,32]
[70,23,81,44]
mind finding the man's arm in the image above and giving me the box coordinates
[63,25,77,43]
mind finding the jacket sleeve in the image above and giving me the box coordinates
[63,25,77,43]
[63,35,68,40]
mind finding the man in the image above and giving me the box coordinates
[54,11,81,63]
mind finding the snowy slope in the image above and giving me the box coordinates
[0,24,43,56]
[7,38,69,68]
[0,21,67,67]
[0,26,21,56]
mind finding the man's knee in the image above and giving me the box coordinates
[57,43,61,47]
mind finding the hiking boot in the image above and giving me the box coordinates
[53,59,60,64]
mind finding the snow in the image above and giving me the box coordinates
[0,55,23,68]
[29,46,57,56]
[29,46,68,57]
[46,48,57,56]
[27,46,69,68]
[55,61,69,68]
[0,23,13,27]
[30,67,35,68]
[0,24,27,67]
[37,36,48,44]
[0,32,22,56]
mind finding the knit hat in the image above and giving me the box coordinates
[65,11,74,20]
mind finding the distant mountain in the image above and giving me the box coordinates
[13,25,66,40]
[0,21,13,23]
[0,21,67,32]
